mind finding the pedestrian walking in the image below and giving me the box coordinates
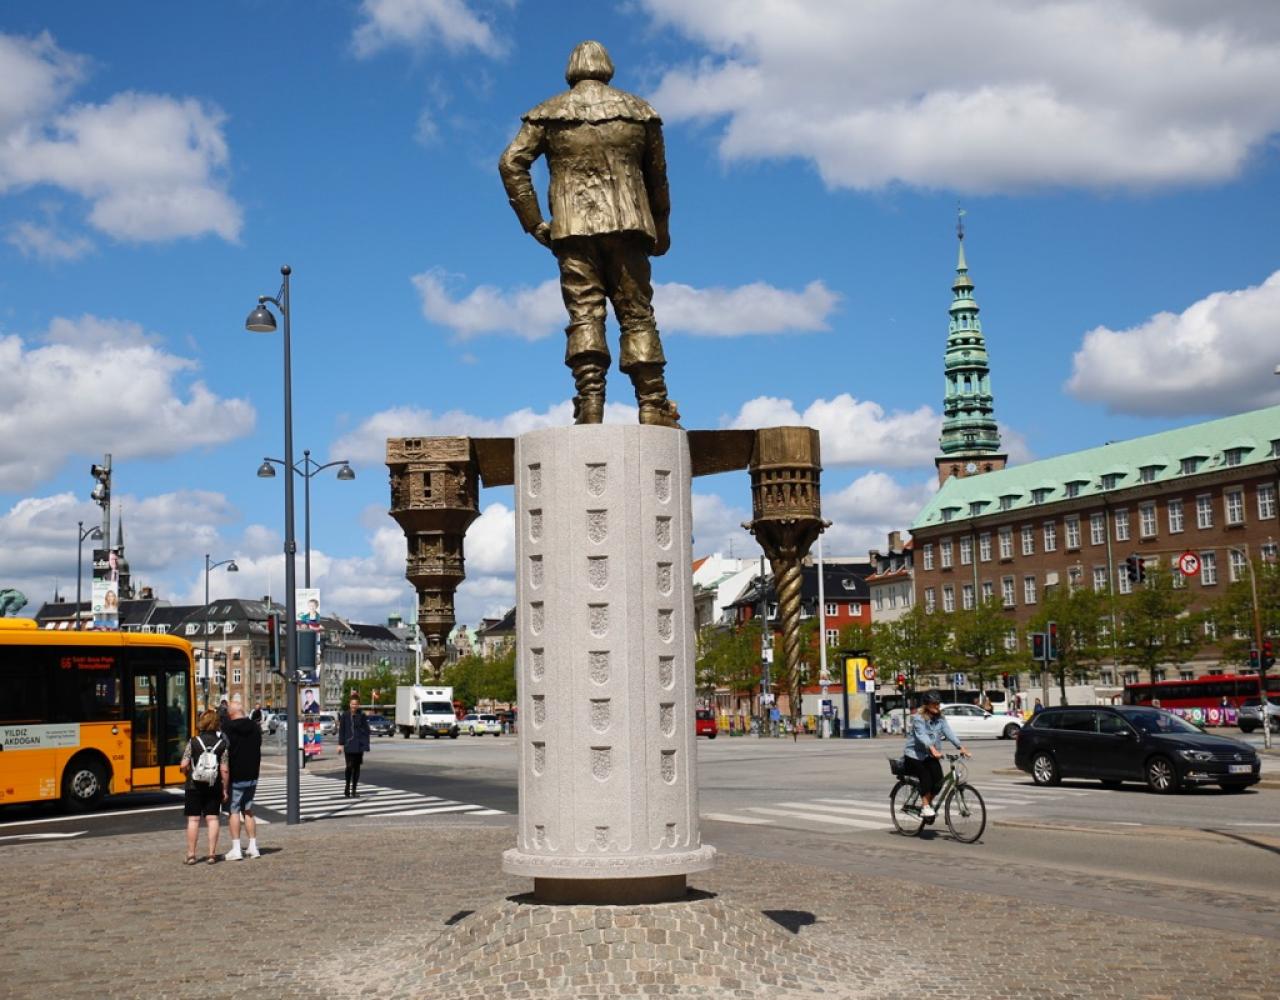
[180,708,229,865]
[338,693,371,798]
[1033,698,1044,716]
[222,694,262,861]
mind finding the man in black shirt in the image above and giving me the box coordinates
[222,695,262,860]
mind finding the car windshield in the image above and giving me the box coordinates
[1118,708,1201,735]
[423,701,454,714]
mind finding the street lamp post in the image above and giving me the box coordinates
[204,555,239,705]
[76,522,103,630]
[257,449,355,587]
[246,264,302,825]
[1227,544,1272,751]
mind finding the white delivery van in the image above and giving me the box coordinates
[395,685,459,739]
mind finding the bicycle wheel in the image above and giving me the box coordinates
[944,783,987,843]
[890,780,925,836]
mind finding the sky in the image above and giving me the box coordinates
[2,0,1279,628]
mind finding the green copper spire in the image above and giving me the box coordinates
[936,213,1005,480]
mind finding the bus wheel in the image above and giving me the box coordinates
[62,756,108,811]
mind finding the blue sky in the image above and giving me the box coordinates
[2,1,1279,626]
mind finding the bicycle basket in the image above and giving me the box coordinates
[888,756,909,778]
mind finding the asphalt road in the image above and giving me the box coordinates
[4,729,1277,935]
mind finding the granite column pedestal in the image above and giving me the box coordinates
[501,425,715,903]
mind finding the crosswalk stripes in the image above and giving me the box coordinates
[250,774,503,823]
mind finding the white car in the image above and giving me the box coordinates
[940,703,1022,740]
[461,713,502,736]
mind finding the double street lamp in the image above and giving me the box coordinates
[257,450,354,587]
[76,521,103,630]
[204,555,239,704]
[245,264,302,826]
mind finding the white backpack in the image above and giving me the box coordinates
[191,735,223,785]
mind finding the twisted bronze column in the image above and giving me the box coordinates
[745,428,826,719]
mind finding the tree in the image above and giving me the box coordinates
[950,597,1013,693]
[869,604,951,699]
[695,619,763,712]
[349,659,412,709]
[1027,585,1108,705]
[1210,557,1280,668]
[478,644,517,705]
[1115,565,1203,683]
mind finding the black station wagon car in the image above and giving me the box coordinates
[1015,705,1261,793]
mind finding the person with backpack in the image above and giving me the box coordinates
[338,692,371,798]
[222,695,262,861]
[180,708,229,864]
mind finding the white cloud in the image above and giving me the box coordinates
[822,472,938,556]
[352,0,506,58]
[7,220,92,260]
[412,271,839,340]
[1067,270,1280,416]
[0,315,255,491]
[0,32,241,242]
[641,0,1280,192]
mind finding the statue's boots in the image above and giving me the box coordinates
[630,363,681,428]
[570,355,608,425]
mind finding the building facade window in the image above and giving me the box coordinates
[942,585,955,613]
[826,629,839,647]
[979,532,992,562]
[1092,566,1108,592]
[999,496,1014,511]
[1001,577,1015,608]
[981,581,993,603]
[1139,466,1158,483]
[1196,494,1213,529]
[1203,619,1217,640]
[1065,516,1081,550]
[959,536,973,566]
[1101,473,1121,490]
[1168,498,1184,533]
[1117,567,1132,595]
[1114,509,1130,541]
[1043,522,1057,552]
[961,583,975,610]
[1224,449,1244,467]
[1023,575,1037,604]
[922,544,934,570]
[1065,482,1082,498]
[825,602,838,617]
[1259,484,1277,521]
[1200,551,1217,585]
[1003,629,1018,652]
[1137,503,1156,538]
[1180,457,1201,475]
[998,527,1013,559]
[232,668,242,685]
[1224,488,1244,526]
[1090,513,1105,546]
[1020,526,1034,556]
[940,539,954,569]
[1228,549,1247,583]
[850,603,862,616]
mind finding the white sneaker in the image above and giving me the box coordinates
[921,805,936,819]
[245,845,260,860]
[225,844,243,861]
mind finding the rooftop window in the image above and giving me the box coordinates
[1031,488,1051,505]
[1180,457,1202,475]
[1100,473,1121,490]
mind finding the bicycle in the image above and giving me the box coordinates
[888,753,987,843]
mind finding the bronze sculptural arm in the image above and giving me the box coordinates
[498,121,552,246]
[643,121,671,255]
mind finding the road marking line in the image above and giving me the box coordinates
[746,807,888,830]
[777,801,893,820]
[376,803,499,817]
[701,812,773,825]
[0,831,87,842]
[0,803,181,829]
[815,796,1006,812]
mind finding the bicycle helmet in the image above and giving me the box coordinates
[919,692,942,706]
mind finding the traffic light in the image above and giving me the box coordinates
[1136,557,1146,583]
[1047,621,1059,661]
[1001,672,1011,690]
[1031,632,1047,661]
[1249,647,1261,671]
[1263,640,1276,671]
[896,672,906,692]
[1124,555,1140,583]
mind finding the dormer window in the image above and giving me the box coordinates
[1139,466,1160,483]
[1223,448,1247,467]
[941,508,955,523]
[998,495,1016,512]
[1064,482,1082,498]
[1271,439,1280,458]
[1100,474,1121,490]
[1031,488,1051,505]
[1180,457,1202,475]
[968,501,987,517]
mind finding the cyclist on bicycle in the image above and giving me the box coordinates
[904,692,971,819]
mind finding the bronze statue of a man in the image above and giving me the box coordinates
[499,40,679,428]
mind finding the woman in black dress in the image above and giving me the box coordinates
[338,693,371,797]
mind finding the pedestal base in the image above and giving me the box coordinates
[534,874,685,905]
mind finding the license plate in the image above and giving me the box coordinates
[1228,764,1252,774]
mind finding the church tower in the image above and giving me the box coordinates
[935,214,1006,486]
[114,512,134,600]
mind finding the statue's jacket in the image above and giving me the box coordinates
[499,79,671,250]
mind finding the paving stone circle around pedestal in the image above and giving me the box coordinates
[419,893,874,998]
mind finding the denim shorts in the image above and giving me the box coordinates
[229,779,257,813]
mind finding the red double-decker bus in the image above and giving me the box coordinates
[1123,673,1279,726]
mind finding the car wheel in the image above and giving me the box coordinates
[62,756,108,811]
[1145,755,1178,794]
[708,733,716,739]
[1031,752,1060,786]
[1002,723,1019,740]
[449,731,459,740]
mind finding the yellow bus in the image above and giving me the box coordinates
[0,619,196,810]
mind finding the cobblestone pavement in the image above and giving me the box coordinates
[1,818,1273,1000]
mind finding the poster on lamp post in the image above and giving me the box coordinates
[296,588,322,629]
[91,576,118,630]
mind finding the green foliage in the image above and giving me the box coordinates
[1115,564,1203,682]
[695,619,763,700]
[348,659,413,709]
[443,646,517,709]
[869,604,951,690]
[951,596,1014,690]
[1027,584,1109,704]
[1210,558,1280,666]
